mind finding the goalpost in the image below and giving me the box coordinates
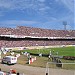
[45,62,75,75]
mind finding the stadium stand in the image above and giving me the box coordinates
[0,26,75,48]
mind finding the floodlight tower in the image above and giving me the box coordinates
[63,21,67,30]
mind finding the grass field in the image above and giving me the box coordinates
[1,46,75,70]
[14,46,75,56]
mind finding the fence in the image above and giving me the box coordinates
[45,62,75,75]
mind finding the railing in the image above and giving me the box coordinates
[45,62,75,75]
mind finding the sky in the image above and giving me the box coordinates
[0,0,74,30]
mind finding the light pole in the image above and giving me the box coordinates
[63,21,67,30]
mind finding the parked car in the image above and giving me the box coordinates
[2,56,17,65]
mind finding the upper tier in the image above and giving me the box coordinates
[0,26,75,37]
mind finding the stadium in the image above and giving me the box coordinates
[0,26,75,48]
[0,0,74,75]
[0,26,75,75]
[0,26,75,59]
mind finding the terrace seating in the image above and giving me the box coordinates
[0,26,75,47]
[0,26,75,37]
[0,40,75,47]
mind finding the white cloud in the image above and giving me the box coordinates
[0,0,74,13]
[38,0,45,2]
[66,24,74,30]
[0,0,49,14]
[39,6,50,11]
[55,0,59,2]
[0,20,38,25]
[38,6,50,14]
[61,0,74,12]
[0,0,13,9]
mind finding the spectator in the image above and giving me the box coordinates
[17,72,19,75]
[0,68,1,71]
[56,59,62,68]
[48,55,51,61]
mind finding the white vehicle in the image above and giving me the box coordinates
[9,74,16,75]
[2,56,17,65]
[0,71,6,75]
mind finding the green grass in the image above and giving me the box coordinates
[18,46,75,56]
[3,46,75,70]
[17,55,75,70]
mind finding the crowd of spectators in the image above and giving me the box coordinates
[0,26,75,47]
[0,40,75,47]
[0,26,75,37]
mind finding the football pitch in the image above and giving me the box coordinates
[18,46,75,69]
[2,46,75,70]
[22,46,75,56]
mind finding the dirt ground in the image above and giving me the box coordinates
[0,63,75,75]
